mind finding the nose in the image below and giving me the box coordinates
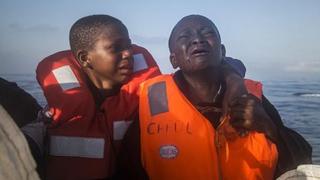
[122,48,133,60]
[192,32,205,45]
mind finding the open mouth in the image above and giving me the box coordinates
[119,60,133,74]
[191,48,210,56]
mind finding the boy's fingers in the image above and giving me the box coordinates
[230,109,245,119]
[229,94,258,108]
[230,117,253,130]
[228,95,245,107]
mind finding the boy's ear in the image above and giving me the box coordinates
[76,50,91,68]
[221,44,226,57]
[170,53,178,69]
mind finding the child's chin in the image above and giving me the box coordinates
[119,74,131,84]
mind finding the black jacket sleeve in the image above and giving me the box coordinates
[0,77,45,179]
[0,77,42,127]
[261,95,312,177]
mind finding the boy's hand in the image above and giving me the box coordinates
[36,105,53,125]
[222,73,247,116]
[228,94,279,143]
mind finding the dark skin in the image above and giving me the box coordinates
[169,15,279,142]
[76,25,133,97]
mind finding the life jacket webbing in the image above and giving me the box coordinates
[133,53,148,72]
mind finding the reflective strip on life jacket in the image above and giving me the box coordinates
[49,136,105,159]
[148,81,169,116]
[52,65,80,91]
[113,120,133,140]
[133,53,148,72]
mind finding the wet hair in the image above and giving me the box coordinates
[69,14,128,56]
[168,15,221,52]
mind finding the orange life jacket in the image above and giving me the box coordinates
[139,75,278,180]
[36,44,161,180]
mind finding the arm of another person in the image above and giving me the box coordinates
[228,93,312,177]
[220,59,312,176]
[115,115,149,180]
[0,77,42,127]
[261,95,312,177]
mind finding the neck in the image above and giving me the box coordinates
[182,67,221,90]
[84,69,120,97]
[177,67,223,104]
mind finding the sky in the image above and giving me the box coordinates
[0,0,320,81]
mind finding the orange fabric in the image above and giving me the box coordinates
[139,75,220,180]
[244,79,263,101]
[36,44,161,180]
[139,76,278,180]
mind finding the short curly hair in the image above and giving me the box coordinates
[69,14,128,57]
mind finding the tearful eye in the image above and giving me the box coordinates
[177,35,189,41]
[107,38,132,53]
[123,39,132,50]
[108,43,131,53]
[177,31,191,41]
[113,45,122,52]
[106,44,121,53]
[124,42,132,50]
[203,31,214,36]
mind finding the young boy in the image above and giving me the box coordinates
[120,15,312,180]
[37,15,161,179]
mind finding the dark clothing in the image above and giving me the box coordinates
[0,77,45,179]
[25,133,45,179]
[224,57,246,78]
[0,77,42,127]
[116,72,312,179]
[261,96,312,177]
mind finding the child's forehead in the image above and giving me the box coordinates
[98,24,128,36]
[173,18,214,35]
[179,17,213,28]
